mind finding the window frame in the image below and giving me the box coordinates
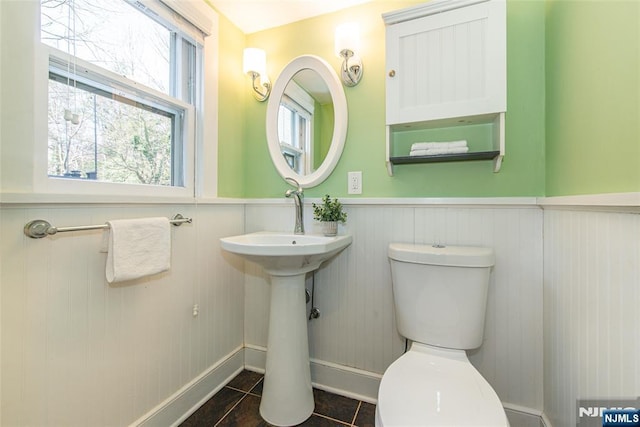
[278,81,315,175]
[0,0,219,202]
[278,97,313,175]
[46,46,193,189]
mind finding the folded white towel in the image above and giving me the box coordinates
[410,140,468,151]
[410,147,469,156]
[105,217,171,284]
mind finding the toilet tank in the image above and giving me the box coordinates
[388,243,495,350]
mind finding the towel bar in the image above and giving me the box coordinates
[23,214,192,239]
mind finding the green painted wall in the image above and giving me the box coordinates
[216,14,247,197]
[316,102,334,170]
[216,0,546,198]
[545,0,640,196]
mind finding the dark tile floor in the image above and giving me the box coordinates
[181,370,376,427]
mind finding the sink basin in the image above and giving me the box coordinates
[220,231,352,426]
[220,231,352,275]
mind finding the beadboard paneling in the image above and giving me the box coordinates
[244,203,544,411]
[414,206,544,409]
[543,209,640,427]
[310,206,415,373]
[0,204,245,427]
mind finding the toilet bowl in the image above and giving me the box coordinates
[376,243,509,427]
[376,342,509,426]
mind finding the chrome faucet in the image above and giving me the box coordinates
[284,177,304,235]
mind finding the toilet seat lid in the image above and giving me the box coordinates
[377,344,509,426]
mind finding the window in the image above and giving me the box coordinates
[277,81,315,175]
[40,0,201,188]
[278,99,312,174]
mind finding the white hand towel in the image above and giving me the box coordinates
[105,217,171,284]
[410,140,468,151]
[410,147,469,156]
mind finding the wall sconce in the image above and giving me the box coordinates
[335,23,363,87]
[243,48,271,101]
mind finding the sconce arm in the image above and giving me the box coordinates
[339,49,363,87]
[250,71,271,102]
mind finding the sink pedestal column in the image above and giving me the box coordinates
[259,272,314,426]
[219,232,352,425]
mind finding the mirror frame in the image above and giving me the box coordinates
[266,55,348,188]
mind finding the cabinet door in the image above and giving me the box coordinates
[385,0,506,125]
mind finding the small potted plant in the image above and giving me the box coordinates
[312,194,347,236]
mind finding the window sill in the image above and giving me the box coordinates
[0,192,195,205]
[0,193,253,206]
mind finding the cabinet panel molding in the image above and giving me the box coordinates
[383,0,506,174]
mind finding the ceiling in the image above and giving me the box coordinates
[208,0,372,34]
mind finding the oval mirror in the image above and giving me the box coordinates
[266,55,348,188]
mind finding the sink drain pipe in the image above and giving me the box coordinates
[306,272,320,320]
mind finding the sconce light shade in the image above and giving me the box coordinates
[334,23,360,57]
[243,48,266,75]
[242,47,271,102]
[334,23,363,87]
[243,48,271,101]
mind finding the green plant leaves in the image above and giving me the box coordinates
[312,195,347,223]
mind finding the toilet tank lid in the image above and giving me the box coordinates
[388,243,495,267]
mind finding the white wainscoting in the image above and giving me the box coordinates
[244,203,544,412]
[543,208,640,427]
[6,198,637,427]
[0,204,245,427]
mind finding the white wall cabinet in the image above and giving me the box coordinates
[383,0,507,175]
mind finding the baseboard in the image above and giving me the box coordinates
[540,412,554,427]
[131,346,244,427]
[246,345,551,426]
[310,358,382,404]
[503,402,551,427]
[243,345,381,403]
[243,344,267,374]
[142,344,551,427]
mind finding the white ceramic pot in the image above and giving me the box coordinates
[322,221,338,237]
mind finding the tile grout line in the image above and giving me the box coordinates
[245,377,263,399]
[350,401,362,426]
[213,373,371,427]
[247,378,263,395]
[216,376,265,426]
[225,377,263,394]
[213,388,250,427]
[225,385,249,394]
[183,371,377,426]
[312,412,353,426]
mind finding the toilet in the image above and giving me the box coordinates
[376,243,509,427]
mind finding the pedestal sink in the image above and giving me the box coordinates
[220,231,352,426]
